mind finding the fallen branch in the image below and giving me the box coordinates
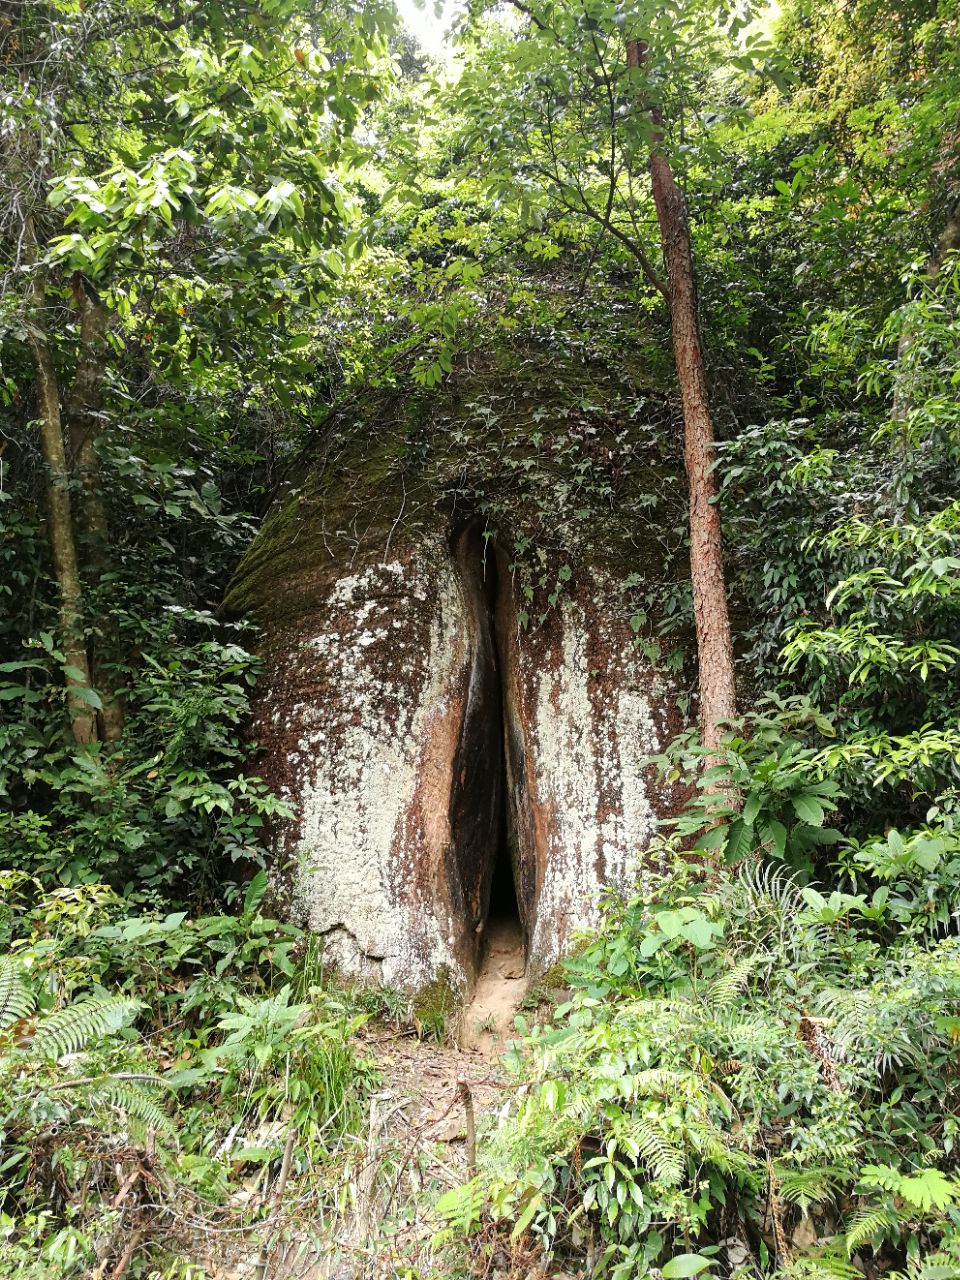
[252,1128,297,1280]
[110,1224,145,1280]
[456,1076,477,1178]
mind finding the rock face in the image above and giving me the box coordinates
[493,558,676,974]
[225,359,690,993]
[244,530,498,989]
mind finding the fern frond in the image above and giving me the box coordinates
[634,1065,735,1118]
[622,997,700,1026]
[97,1079,175,1136]
[777,1164,850,1211]
[707,954,757,1009]
[712,1011,780,1057]
[787,1257,863,1280]
[125,1114,159,1150]
[34,996,143,1059]
[629,1068,704,1100]
[818,985,924,1073]
[737,859,807,917]
[0,956,34,1030]
[844,1205,897,1254]
[630,1118,685,1185]
[686,1117,755,1179]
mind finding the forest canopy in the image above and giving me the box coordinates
[1,0,959,1276]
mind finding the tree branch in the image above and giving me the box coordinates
[501,0,551,33]
[525,159,668,297]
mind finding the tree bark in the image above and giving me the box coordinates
[628,39,736,753]
[65,275,125,741]
[23,220,98,745]
[891,205,960,428]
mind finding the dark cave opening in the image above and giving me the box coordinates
[451,519,525,969]
[487,777,519,926]
[477,527,523,937]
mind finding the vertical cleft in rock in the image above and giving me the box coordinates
[448,524,526,983]
[445,522,507,980]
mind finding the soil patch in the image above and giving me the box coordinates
[457,917,527,1054]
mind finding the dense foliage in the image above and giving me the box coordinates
[1,0,959,1275]
[442,851,960,1279]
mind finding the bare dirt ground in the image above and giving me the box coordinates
[208,928,535,1280]
[457,917,527,1054]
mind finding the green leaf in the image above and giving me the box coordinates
[70,685,104,710]
[654,909,684,939]
[791,793,825,826]
[898,1169,959,1212]
[681,915,723,950]
[232,1146,277,1163]
[724,817,755,863]
[662,1254,713,1279]
[244,870,268,916]
[742,792,762,826]
[694,824,728,852]
[511,1191,544,1238]
[638,932,665,958]
[0,685,33,700]
[760,819,788,858]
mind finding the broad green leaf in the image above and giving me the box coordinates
[662,1254,714,1279]
[792,793,825,826]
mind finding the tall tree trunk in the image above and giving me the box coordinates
[65,275,125,741]
[23,220,98,745]
[627,39,736,753]
[891,205,960,428]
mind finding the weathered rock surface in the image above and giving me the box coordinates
[492,553,680,973]
[225,357,690,993]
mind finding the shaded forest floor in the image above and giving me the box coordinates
[196,944,534,1280]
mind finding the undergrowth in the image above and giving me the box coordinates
[438,848,960,1280]
[0,871,381,1277]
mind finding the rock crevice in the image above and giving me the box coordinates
[225,349,692,994]
[239,511,685,994]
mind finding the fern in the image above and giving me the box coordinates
[706,953,758,1009]
[33,996,143,1059]
[0,955,34,1031]
[777,1164,851,1212]
[435,1178,486,1235]
[96,1079,174,1136]
[725,860,807,942]
[687,1116,755,1180]
[844,1204,898,1253]
[786,1257,864,1280]
[712,1010,780,1058]
[626,1116,684,1185]
[627,1068,736,1125]
[818,984,924,1073]
[629,1067,703,1100]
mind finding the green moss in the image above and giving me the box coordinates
[537,958,571,990]
[223,340,684,627]
[412,967,456,1042]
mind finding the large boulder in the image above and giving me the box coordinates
[225,354,691,993]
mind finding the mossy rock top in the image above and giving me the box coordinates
[225,342,684,625]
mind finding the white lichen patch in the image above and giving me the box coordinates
[284,545,472,991]
[524,590,662,970]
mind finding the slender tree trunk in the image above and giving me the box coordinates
[627,39,736,753]
[891,206,960,427]
[23,220,98,745]
[65,275,125,741]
